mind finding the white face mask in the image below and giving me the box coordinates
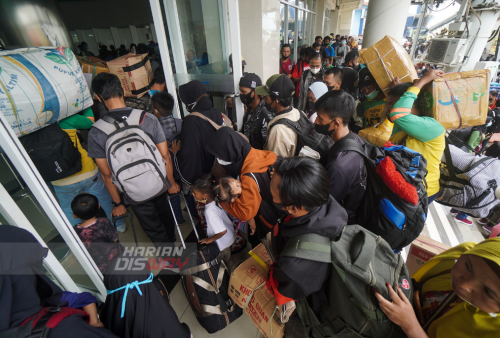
[310,68,321,74]
[217,158,232,166]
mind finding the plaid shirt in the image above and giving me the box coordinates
[158,115,177,135]
[241,99,275,150]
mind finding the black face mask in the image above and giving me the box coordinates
[353,64,361,72]
[273,202,291,215]
[265,100,276,113]
[281,54,289,60]
[240,90,255,105]
[327,86,335,91]
[315,121,335,136]
[308,101,315,111]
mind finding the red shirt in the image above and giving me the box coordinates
[279,58,294,75]
[292,60,309,98]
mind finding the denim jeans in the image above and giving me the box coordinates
[169,194,185,224]
[52,171,126,231]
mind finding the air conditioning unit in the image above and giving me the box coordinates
[426,38,469,64]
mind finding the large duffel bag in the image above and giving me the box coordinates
[180,242,242,333]
[436,141,500,217]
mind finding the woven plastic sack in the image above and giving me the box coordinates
[437,143,500,218]
[0,47,92,136]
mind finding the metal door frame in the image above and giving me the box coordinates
[0,113,106,301]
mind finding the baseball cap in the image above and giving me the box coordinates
[255,74,295,98]
[229,54,247,66]
[239,73,262,89]
[358,67,376,89]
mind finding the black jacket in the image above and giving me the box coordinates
[270,196,347,314]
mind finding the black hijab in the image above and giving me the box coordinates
[205,127,251,178]
[0,225,116,337]
[100,254,191,338]
[176,80,224,184]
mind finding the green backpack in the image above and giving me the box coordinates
[281,224,412,338]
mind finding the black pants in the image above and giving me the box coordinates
[131,192,176,246]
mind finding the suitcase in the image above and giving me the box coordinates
[180,242,242,333]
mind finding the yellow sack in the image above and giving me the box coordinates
[358,119,394,147]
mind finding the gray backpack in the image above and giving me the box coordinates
[281,224,411,338]
[93,109,170,205]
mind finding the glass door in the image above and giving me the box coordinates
[162,0,234,116]
[0,113,106,301]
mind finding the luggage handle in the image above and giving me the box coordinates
[348,230,377,272]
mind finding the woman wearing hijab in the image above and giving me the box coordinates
[205,127,278,246]
[100,253,191,338]
[174,80,224,186]
[306,82,328,123]
[375,237,500,338]
[0,225,116,338]
[348,37,359,50]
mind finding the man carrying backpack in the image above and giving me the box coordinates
[268,157,411,338]
[257,74,300,157]
[268,156,347,337]
[88,73,180,246]
[314,91,366,224]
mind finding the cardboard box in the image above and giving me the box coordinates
[107,53,153,98]
[406,235,451,276]
[229,244,271,308]
[77,56,109,90]
[229,244,284,338]
[358,119,394,147]
[420,69,490,130]
[359,35,418,97]
[0,47,92,136]
[245,287,285,338]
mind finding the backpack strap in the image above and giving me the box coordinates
[93,109,145,135]
[189,112,223,130]
[280,233,332,263]
[329,137,367,160]
[244,173,261,193]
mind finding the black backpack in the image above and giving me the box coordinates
[19,124,82,182]
[268,111,334,161]
[331,138,428,251]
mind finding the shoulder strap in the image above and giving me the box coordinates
[280,60,288,75]
[330,137,366,159]
[244,172,261,193]
[281,233,332,263]
[93,109,145,135]
[189,112,222,130]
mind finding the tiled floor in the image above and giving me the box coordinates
[117,200,488,338]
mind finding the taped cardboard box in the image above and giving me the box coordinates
[359,35,418,97]
[107,53,153,98]
[245,286,285,338]
[77,56,109,91]
[0,47,92,137]
[229,244,284,338]
[406,235,451,276]
[358,119,394,147]
[420,69,490,130]
[229,243,271,308]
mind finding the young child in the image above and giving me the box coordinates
[214,177,257,236]
[192,173,236,271]
[71,193,123,274]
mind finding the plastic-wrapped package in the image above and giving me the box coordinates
[359,35,418,97]
[358,118,394,147]
[77,56,109,94]
[107,53,153,98]
[0,47,92,136]
[420,69,490,130]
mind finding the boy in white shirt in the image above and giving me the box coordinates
[192,173,236,271]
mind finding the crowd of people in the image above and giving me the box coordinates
[3,32,500,338]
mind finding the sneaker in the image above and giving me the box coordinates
[454,216,472,225]
[478,218,489,226]
[450,210,459,217]
[483,224,494,234]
